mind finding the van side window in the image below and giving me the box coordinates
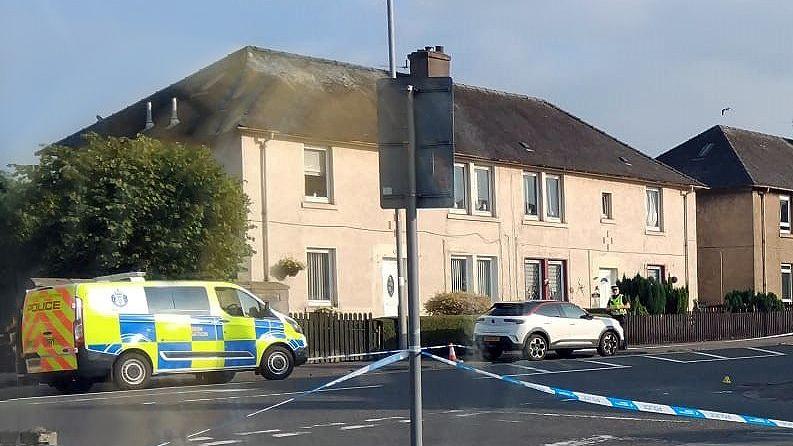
[216,287,274,319]
[144,287,210,315]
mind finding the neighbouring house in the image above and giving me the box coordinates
[57,46,700,314]
[658,125,793,305]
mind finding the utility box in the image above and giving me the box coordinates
[378,76,454,209]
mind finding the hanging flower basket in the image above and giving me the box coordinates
[276,257,305,278]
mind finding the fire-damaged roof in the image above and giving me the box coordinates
[658,125,793,191]
[58,46,697,187]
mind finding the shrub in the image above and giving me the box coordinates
[424,292,491,315]
[616,274,688,315]
[751,292,784,312]
[724,290,753,312]
[724,290,783,313]
[378,315,476,350]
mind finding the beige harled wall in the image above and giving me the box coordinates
[230,132,698,314]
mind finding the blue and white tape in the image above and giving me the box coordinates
[422,351,793,430]
[308,344,468,362]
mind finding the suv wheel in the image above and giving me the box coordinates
[114,351,152,390]
[523,334,547,361]
[260,345,294,380]
[597,331,619,357]
[481,347,502,362]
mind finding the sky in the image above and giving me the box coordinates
[2,1,793,168]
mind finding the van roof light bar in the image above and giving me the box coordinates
[92,272,147,282]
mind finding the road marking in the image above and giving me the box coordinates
[498,365,632,378]
[235,429,281,435]
[543,435,618,446]
[154,443,170,446]
[443,409,465,413]
[300,422,347,429]
[364,416,406,422]
[340,424,378,430]
[561,398,576,402]
[505,363,551,373]
[643,355,687,363]
[181,385,382,404]
[272,432,309,438]
[512,410,690,424]
[398,419,411,423]
[579,359,625,368]
[198,441,240,446]
[747,347,786,356]
[188,437,213,442]
[692,351,728,359]
[187,429,211,438]
[142,401,156,405]
[247,398,295,417]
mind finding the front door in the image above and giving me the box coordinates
[597,268,618,308]
[381,258,399,317]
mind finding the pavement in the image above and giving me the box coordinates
[1,337,793,445]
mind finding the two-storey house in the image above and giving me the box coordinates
[659,125,793,304]
[58,46,700,314]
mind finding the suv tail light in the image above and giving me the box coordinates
[504,318,525,324]
[73,297,84,348]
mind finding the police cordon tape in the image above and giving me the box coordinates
[307,344,469,362]
[421,351,793,429]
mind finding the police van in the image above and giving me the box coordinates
[21,272,307,392]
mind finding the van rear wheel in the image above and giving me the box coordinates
[260,345,294,380]
[114,351,152,390]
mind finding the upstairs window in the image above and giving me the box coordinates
[452,163,469,212]
[473,166,494,215]
[545,175,562,220]
[304,147,331,202]
[601,192,613,219]
[781,195,791,234]
[646,187,662,231]
[523,172,539,217]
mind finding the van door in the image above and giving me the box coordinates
[214,287,258,368]
[21,287,78,374]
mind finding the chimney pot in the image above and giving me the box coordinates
[167,97,180,128]
[144,101,154,131]
[408,45,451,78]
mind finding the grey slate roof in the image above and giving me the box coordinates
[657,125,793,190]
[59,46,697,187]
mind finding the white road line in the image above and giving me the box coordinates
[272,432,310,438]
[497,365,632,378]
[340,424,378,430]
[692,351,728,359]
[364,416,406,422]
[188,437,213,442]
[643,355,687,363]
[747,347,786,356]
[142,402,156,405]
[234,429,280,436]
[246,398,295,417]
[513,410,690,424]
[154,442,170,446]
[398,419,411,423]
[181,384,382,404]
[300,422,347,429]
[543,435,618,446]
[198,441,241,446]
[579,359,625,368]
[187,429,211,438]
[505,363,551,373]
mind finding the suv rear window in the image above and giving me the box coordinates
[486,302,539,316]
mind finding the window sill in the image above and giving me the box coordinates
[447,212,498,222]
[645,229,666,236]
[302,201,338,210]
[600,217,616,225]
[781,231,793,238]
[307,300,334,307]
[522,218,568,229]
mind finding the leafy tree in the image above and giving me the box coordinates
[15,134,252,280]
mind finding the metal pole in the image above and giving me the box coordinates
[405,84,423,446]
[387,0,407,350]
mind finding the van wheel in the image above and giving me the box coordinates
[598,331,619,357]
[260,346,294,380]
[196,371,236,385]
[114,351,152,390]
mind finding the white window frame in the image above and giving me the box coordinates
[451,162,469,214]
[524,259,544,300]
[782,264,792,303]
[306,248,336,305]
[601,192,613,220]
[781,195,791,234]
[472,164,495,216]
[450,256,472,292]
[646,187,663,231]
[547,260,566,301]
[303,146,332,203]
[523,172,540,219]
[647,265,664,281]
[476,256,498,299]
[543,174,563,222]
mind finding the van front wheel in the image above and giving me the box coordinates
[114,351,152,390]
[260,346,294,380]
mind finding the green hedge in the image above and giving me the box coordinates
[378,315,477,350]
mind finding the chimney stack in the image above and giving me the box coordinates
[167,97,180,128]
[144,101,154,131]
[408,45,450,78]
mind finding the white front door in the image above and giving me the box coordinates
[597,268,618,308]
[381,258,399,317]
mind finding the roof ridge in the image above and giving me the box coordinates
[719,124,793,143]
[245,45,389,75]
[539,100,701,186]
[455,83,544,102]
[718,125,758,185]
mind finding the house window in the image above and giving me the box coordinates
[647,265,664,282]
[547,260,566,300]
[307,249,335,302]
[545,175,562,220]
[450,257,469,292]
[477,257,498,298]
[473,166,493,215]
[781,196,790,233]
[646,187,662,230]
[601,192,613,219]
[782,264,792,302]
[304,147,331,202]
[452,163,468,212]
[524,260,543,300]
[523,172,539,217]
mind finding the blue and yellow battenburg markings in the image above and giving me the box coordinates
[420,351,793,430]
[87,314,305,372]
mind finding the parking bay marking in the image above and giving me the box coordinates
[641,347,787,364]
